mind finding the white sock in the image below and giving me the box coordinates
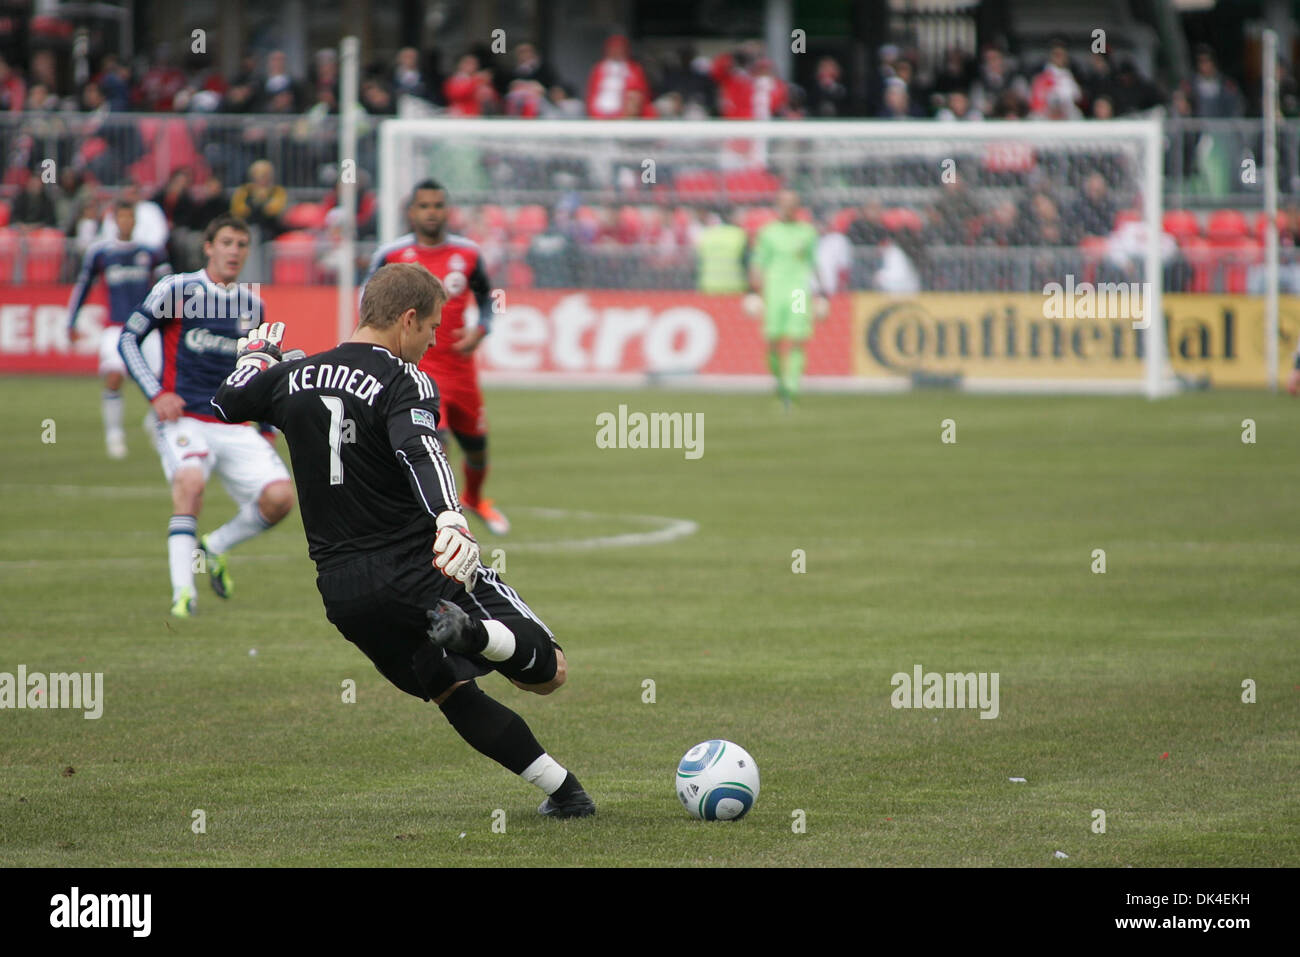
[204,501,272,555]
[480,620,517,662]
[168,515,198,600]
[102,390,124,437]
[520,754,568,795]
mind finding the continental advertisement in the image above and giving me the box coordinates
[852,293,1300,388]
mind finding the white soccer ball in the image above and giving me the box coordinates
[675,739,760,821]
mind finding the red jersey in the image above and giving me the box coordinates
[363,233,493,379]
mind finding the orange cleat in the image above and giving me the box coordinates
[463,498,510,535]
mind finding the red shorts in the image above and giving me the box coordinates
[424,364,487,437]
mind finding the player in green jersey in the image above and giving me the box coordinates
[750,190,823,409]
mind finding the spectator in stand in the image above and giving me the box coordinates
[502,42,559,95]
[543,83,585,118]
[444,53,498,116]
[153,168,196,231]
[972,44,1026,118]
[95,53,131,111]
[527,206,580,288]
[311,48,340,113]
[815,213,853,295]
[176,48,230,113]
[1091,95,1115,119]
[932,47,976,96]
[29,50,61,102]
[587,34,650,119]
[256,50,303,112]
[0,54,26,112]
[712,44,789,119]
[936,90,983,121]
[927,179,982,244]
[1068,171,1117,241]
[848,200,887,247]
[1030,39,1084,119]
[392,47,433,104]
[867,43,902,116]
[100,182,169,248]
[805,56,847,117]
[656,46,715,116]
[231,160,288,239]
[622,87,656,118]
[170,174,226,270]
[135,43,186,112]
[1184,44,1244,118]
[977,200,1028,246]
[359,75,396,115]
[12,175,58,229]
[54,168,93,236]
[221,55,260,113]
[72,193,105,253]
[878,77,922,119]
[25,83,57,112]
[505,79,546,117]
[186,174,229,231]
[1021,191,1064,245]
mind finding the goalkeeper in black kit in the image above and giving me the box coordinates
[212,262,594,818]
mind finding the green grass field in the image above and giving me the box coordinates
[1,377,1297,867]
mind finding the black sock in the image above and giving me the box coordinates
[438,681,544,774]
[552,771,584,803]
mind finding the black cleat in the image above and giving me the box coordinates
[426,600,488,656]
[538,788,597,819]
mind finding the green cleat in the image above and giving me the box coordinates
[199,536,233,599]
[171,588,196,618]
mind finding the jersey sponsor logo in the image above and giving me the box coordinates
[104,263,150,285]
[287,362,385,406]
[410,408,438,431]
[443,271,467,296]
[183,327,240,356]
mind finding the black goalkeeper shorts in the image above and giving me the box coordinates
[315,541,560,701]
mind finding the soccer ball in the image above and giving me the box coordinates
[675,739,760,821]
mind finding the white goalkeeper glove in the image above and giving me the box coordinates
[432,510,479,591]
[234,322,288,372]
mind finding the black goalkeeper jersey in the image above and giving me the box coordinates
[212,341,461,569]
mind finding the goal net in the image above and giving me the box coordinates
[377,118,1173,396]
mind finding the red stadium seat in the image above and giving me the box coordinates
[741,207,777,237]
[1078,235,1109,284]
[271,231,316,285]
[882,208,924,232]
[1179,236,1213,293]
[675,170,723,195]
[1214,236,1260,293]
[512,204,548,237]
[1206,209,1249,242]
[0,227,17,283]
[25,227,66,283]
[616,206,644,243]
[1162,210,1201,242]
[1254,211,1288,242]
[283,203,327,231]
[505,260,534,289]
[0,202,9,227]
[831,207,858,234]
[481,205,508,231]
[1113,209,1142,230]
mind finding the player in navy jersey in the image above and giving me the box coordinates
[66,200,170,459]
[119,213,296,618]
[212,263,595,818]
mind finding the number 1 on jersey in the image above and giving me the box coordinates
[320,395,345,485]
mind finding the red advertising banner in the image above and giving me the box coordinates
[0,286,854,378]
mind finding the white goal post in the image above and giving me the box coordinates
[377,117,1174,397]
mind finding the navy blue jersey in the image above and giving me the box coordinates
[119,269,267,421]
[66,240,170,329]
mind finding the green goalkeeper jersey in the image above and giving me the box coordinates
[753,220,819,298]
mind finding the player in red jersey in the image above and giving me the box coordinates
[362,179,509,534]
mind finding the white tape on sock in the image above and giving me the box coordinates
[520,753,568,794]
[481,619,516,662]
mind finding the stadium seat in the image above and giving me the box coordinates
[1078,235,1109,285]
[1113,209,1142,230]
[0,227,17,283]
[505,260,534,290]
[1162,210,1201,242]
[271,231,316,285]
[741,207,777,237]
[723,169,781,201]
[1214,236,1260,293]
[1254,211,1288,242]
[675,170,724,196]
[25,227,66,283]
[1179,236,1213,293]
[882,208,924,232]
[512,204,548,237]
[831,207,858,234]
[481,205,509,231]
[616,206,644,243]
[283,203,327,231]
[0,202,9,227]
[1206,209,1249,242]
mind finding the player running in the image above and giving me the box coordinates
[211,262,595,819]
[362,179,509,534]
[66,199,170,459]
[750,189,823,410]
[118,213,296,618]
